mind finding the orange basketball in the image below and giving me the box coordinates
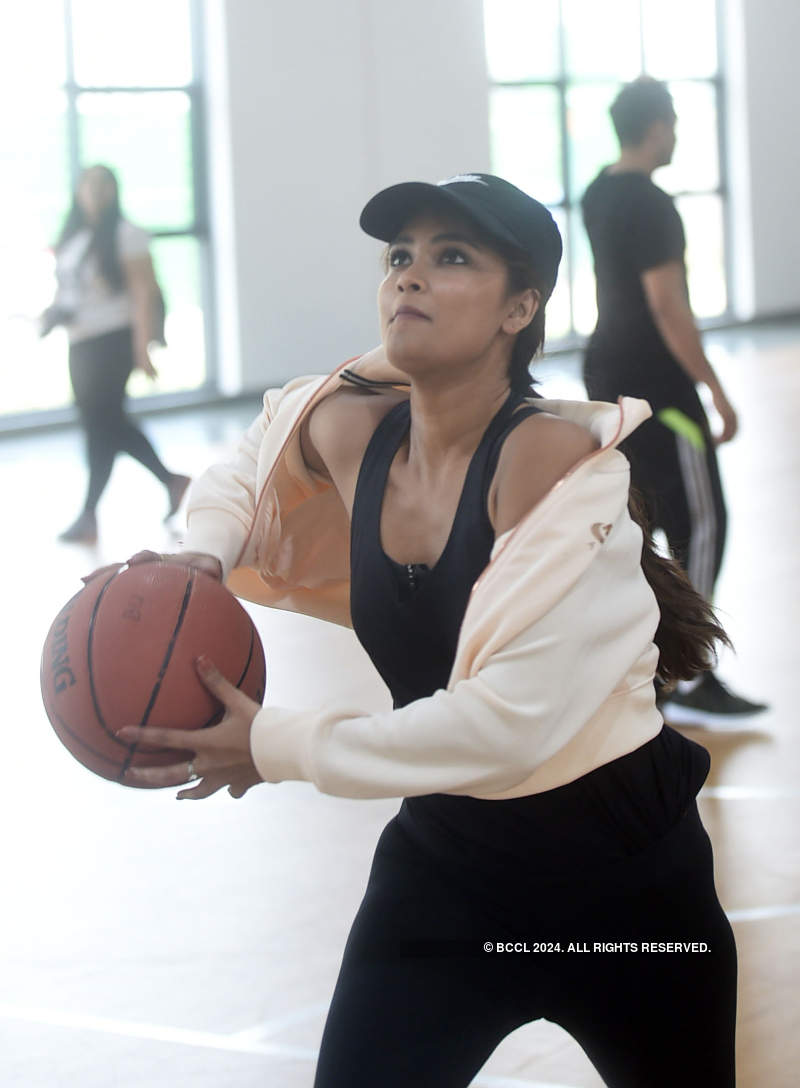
[40,562,266,787]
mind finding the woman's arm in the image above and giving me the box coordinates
[641,261,737,443]
[123,253,159,378]
[117,494,655,800]
[117,416,646,800]
[182,406,271,578]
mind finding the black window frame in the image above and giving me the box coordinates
[0,0,215,434]
[485,0,729,347]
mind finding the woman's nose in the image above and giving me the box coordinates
[396,266,423,292]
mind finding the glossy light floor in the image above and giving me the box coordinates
[1,324,797,1086]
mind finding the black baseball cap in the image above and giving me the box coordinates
[359,173,563,300]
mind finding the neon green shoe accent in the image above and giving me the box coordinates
[656,408,706,451]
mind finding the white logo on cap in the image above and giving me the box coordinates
[437,174,488,187]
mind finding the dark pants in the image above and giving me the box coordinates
[313,731,737,1087]
[68,327,171,513]
[622,408,727,600]
[583,349,727,600]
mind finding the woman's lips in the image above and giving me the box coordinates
[392,306,430,321]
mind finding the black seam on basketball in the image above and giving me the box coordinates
[236,625,256,690]
[87,569,129,749]
[51,708,191,785]
[196,623,257,730]
[120,571,196,779]
[51,710,193,776]
[51,709,129,770]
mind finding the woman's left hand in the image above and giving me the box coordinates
[116,656,263,799]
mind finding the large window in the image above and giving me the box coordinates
[0,0,209,421]
[484,0,726,342]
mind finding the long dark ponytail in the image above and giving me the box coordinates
[500,242,731,682]
[628,487,731,683]
[54,165,125,292]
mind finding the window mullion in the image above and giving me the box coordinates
[556,1,575,335]
[187,0,214,389]
[713,0,733,317]
[62,0,81,185]
[639,0,646,72]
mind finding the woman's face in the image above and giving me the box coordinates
[77,168,116,224]
[377,210,537,379]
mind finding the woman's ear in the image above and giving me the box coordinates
[502,288,540,335]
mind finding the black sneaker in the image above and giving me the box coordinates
[660,672,768,729]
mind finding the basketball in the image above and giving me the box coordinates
[40,561,266,788]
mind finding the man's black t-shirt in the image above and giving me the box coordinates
[582,168,694,410]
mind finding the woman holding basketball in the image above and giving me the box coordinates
[115,174,737,1086]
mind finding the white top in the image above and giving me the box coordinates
[54,218,150,344]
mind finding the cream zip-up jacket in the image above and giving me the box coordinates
[184,354,664,801]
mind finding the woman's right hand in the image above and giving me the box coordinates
[81,550,223,586]
[710,387,738,445]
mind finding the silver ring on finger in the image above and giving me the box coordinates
[186,760,199,783]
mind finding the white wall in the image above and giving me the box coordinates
[724,0,800,319]
[204,0,490,393]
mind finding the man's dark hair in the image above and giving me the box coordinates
[610,77,675,147]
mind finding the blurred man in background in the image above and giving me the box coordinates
[581,76,766,726]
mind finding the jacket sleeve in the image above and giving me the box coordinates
[249,519,658,799]
[181,372,331,579]
[182,407,268,580]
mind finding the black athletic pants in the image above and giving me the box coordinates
[622,405,727,600]
[314,776,737,1084]
[68,327,171,513]
[583,352,727,600]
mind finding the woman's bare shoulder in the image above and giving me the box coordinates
[490,411,599,535]
[300,384,408,479]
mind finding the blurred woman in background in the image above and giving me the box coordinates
[47,164,189,543]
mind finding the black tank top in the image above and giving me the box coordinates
[347,388,711,894]
[350,390,541,708]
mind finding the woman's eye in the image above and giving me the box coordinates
[440,247,468,265]
[388,247,411,267]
